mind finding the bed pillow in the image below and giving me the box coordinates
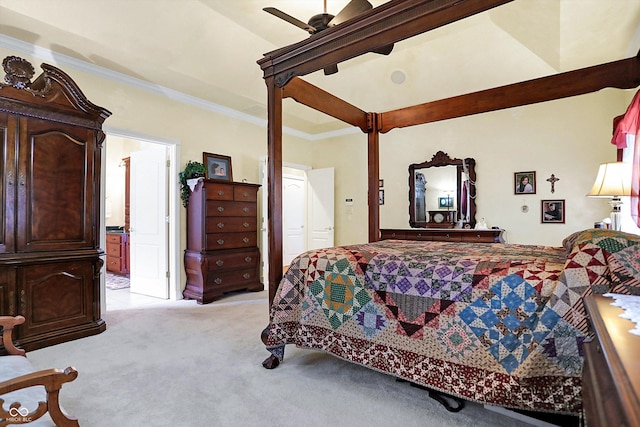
[562,230,586,254]
[564,229,640,255]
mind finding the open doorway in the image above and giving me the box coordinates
[102,131,180,311]
[259,158,335,284]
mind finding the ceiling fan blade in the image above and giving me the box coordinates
[263,7,316,33]
[372,44,394,55]
[329,0,373,27]
[323,64,339,75]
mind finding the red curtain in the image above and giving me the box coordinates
[611,89,640,227]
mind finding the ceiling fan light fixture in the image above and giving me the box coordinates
[308,13,334,32]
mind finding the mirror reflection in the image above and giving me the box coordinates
[409,151,476,229]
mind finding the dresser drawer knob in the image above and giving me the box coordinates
[214,278,222,285]
[217,222,225,229]
[445,234,450,239]
[242,192,249,198]
[217,206,225,212]
[217,239,225,245]
[244,256,252,263]
[243,273,251,279]
[243,207,249,213]
[216,260,224,267]
[218,190,225,196]
[243,237,250,243]
[243,222,249,228]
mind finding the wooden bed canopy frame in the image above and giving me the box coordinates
[258,0,640,305]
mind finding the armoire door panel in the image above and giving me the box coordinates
[0,112,16,254]
[0,267,16,316]
[17,118,95,252]
[17,260,94,338]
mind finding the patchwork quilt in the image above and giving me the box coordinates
[264,229,640,414]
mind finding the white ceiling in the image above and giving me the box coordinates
[0,0,639,136]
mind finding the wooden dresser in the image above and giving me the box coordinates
[183,179,263,304]
[582,294,640,427]
[0,56,109,351]
[106,233,130,275]
[380,228,504,243]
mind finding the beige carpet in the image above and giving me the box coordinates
[26,290,539,427]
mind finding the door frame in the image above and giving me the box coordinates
[101,127,181,312]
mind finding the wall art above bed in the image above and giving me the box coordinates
[542,199,565,223]
[514,171,536,194]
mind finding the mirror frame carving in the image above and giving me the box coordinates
[409,151,477,229]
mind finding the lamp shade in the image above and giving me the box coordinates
[587,162,632,197]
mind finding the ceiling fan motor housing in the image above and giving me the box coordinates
[308,13,334,32]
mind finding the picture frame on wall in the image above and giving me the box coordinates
[514,171,536,194]
[203,152,233,181]
[438,196,454,209]
[379,189,385,205]
[541,199,565,223]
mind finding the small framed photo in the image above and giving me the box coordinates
[541,199,565,223]
[438,196,453,208]
[379,179,384,188]
[379,189,385,205]
[203,152,232,181]
[514,171,536,194]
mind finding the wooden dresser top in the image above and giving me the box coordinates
[584,294,640,426]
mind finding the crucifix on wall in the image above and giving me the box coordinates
[546,174,559,193]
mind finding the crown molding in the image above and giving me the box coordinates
[0,34,356,141]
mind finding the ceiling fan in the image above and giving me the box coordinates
[263,0,394,75]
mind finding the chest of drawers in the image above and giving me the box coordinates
[380,228,504,243]
[106,232,129,275]
[183,179,263,304]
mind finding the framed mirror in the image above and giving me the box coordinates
[409,151,476,229]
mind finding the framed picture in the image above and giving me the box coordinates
[438,196,453,208]
[379,189,385,205]
[203,152,232,181]
[379,179,384,188]
[541,199,565,223]
[514,171,536,194]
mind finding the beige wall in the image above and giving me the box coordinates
[309,88,632,247]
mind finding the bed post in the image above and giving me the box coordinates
[266,76,283,307]
[368,113,380,242]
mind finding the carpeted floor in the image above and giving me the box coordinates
[25,291,546,427]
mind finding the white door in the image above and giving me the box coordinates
[259,157,269,284]
[307,167,334,250]
[283,174,306,265]
[129,147,169,298]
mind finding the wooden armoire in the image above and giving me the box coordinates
[0,56,111,351]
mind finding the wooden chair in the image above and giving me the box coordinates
[0,316,79,426]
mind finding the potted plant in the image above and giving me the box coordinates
[179,160,206,207]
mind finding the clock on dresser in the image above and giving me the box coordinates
[427,210,456,228]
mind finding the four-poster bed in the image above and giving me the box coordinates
[257,0,640,416]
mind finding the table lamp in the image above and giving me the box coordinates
[586,162,632,231]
